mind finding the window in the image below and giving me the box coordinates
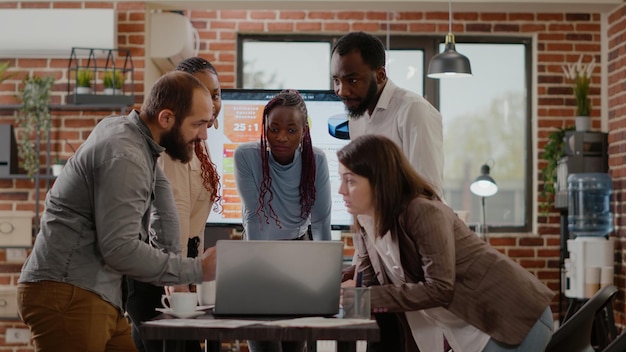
[241,40,331,89]
[439,42,530,231]
[239,34,532,232]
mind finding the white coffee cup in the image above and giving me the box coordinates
[161,292,197,314]
[197,280,216,306]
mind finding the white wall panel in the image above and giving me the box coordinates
[0,9,116,58]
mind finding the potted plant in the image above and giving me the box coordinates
[562,54,595,131]
[15,75,56,180]
[51,157,65,177]
[540,125,575,213]
[76,68,92,94]
[103,70,125,95]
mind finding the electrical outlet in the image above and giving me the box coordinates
[6,328,30,344]
[6,248,27,262]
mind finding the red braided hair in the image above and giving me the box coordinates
[175,57,223,213]
[195,141,222,212]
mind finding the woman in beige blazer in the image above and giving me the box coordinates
[337,134,555,352]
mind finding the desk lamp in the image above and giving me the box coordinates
[470,163,498,241]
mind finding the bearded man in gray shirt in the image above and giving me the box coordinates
[17,71,217,352]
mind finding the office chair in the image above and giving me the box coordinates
[545,285,618,352]
[602,331,626,352]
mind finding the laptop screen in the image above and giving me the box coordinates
[214,240,344,317]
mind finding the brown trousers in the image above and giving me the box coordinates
[17,281,136,352]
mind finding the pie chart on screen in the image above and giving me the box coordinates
[328,114,349,140]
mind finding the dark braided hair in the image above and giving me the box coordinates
[175,57,222,211]
[176,56,219,76]
[257,89,316,227]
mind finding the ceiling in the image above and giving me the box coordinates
[145,0,621,13]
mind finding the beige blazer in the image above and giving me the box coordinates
[158,152,213,255]
[355,196,554,347]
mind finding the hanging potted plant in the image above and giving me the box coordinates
[75,68,92,94]
[103,70,125,95]
[540,125,575,213]
[15,75,56,180]
[562,54,595,132]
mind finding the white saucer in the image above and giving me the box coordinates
[155,308,204,319]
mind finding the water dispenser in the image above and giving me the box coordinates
[565,173,614,299]
[567,173,613,237]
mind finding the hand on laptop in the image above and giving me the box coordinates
[340,280,356,307]
[341,264,356,282]
[342,279,356,288]
[200,246,217,281]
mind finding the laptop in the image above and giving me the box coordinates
[213,240,344,317]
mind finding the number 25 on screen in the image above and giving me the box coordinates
[234,123,259,132]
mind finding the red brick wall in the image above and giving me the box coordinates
[0,1,618,348]
[608,2,626,329]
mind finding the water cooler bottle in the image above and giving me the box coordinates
[564,173,614,299]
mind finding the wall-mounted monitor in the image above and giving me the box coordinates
[205,89,352,230]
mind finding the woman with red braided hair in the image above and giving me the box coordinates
[233,89,332,352]
[160,57,222,261]
[126,57,222,352]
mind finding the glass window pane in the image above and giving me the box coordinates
[386,50,424,96]
[242,41,331,90]
[439,43,527,228]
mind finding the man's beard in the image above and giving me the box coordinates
[346,78,379,120]
[161,123,194,163]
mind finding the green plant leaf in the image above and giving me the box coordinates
[0,61,14,83]
[540,125,575,214]
[76,69,92,88]
[16,75,55,180]
[103,70,125,89]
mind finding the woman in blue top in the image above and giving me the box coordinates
[233,89,332,352]
[234,89,332,242]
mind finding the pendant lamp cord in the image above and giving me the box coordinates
[448,0,452,34]
[386,11,391,52]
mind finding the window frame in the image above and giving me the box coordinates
[237,34,533,233]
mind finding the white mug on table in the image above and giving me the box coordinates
[197,280,216,306]
[161,292,198,314]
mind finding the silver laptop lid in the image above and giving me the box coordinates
[214,240,344,317]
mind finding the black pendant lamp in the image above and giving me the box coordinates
[427,0,472,79]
